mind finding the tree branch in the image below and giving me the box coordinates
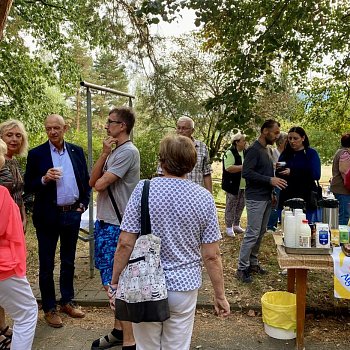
[24,0,66,10]
[0,77,17,99]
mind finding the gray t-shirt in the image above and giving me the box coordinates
[96,141,140,225]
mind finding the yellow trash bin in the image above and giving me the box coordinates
[261,291,296,340]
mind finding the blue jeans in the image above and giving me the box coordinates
[36,210,81,312]
[238,199,271,270]
[334,193,350,225]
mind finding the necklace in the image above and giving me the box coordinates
[114,139,131,150]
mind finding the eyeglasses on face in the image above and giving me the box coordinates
[176,126,192,131]
[106,119,123,125]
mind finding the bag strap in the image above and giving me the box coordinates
[141,180,151,236]
[107,186,122,223]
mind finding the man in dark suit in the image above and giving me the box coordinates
[24,114,90,328]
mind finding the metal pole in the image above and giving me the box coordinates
[86,87,95,278]
[80,81,135,99]
[80,81,135,279]
[129,97,133,141]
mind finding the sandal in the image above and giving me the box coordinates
[0,326,12,338]
[91,331,123,349]
[0,335,11,350]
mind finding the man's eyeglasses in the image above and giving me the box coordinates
[176,126,192,131]
[106,119,123,125]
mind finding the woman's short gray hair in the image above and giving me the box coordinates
[0,119,29,157]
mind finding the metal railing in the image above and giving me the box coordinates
[79,81,135,277]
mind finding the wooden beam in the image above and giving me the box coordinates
[0,0,13,41]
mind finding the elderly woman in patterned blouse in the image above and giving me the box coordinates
[109,134,230,350]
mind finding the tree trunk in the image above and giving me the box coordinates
[0,0,13,41]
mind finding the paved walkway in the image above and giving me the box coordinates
[31,248,213,308]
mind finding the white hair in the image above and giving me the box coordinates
[177,116,194,129]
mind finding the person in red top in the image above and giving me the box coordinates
[0,139,38,350]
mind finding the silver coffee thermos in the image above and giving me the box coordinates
[319,198,339,229]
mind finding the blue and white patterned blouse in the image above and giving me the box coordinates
[120,177,221,292]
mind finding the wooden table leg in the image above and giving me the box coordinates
[287,268,296,293]
[295,269,308,350]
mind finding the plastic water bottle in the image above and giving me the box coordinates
[284,215,297,247]
[299,219,311,248]
[295,212,306,237]
[282,210,293,232]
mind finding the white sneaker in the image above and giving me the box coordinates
[233,226,245,234]
[226,227,235,237]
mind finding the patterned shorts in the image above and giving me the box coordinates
[94,220,121,286]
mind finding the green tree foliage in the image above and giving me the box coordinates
[137,34,231,161]
[296,78,350,163]
[91,52,129,119]
[138,0,350,126]
[1,0,153,132]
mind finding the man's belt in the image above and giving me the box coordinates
[57,202,79,212]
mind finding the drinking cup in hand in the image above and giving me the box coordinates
[53,166,63,179]
[276,161,286,175]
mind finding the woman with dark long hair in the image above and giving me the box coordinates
[277,126,321,222]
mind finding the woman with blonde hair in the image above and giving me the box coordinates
[0,120,29,347]
[0,139,38,350]
[0,119,29,227]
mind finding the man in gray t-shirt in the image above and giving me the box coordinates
[89,107,140,350]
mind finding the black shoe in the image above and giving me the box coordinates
[235,269,252,283]
[91,331,123,349]
[249,264,268,275]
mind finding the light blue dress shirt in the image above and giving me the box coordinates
[49,141,79,206]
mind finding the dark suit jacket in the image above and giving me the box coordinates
[24,141,91,227]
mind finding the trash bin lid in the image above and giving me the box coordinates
[284,198,305,209]
[318,198,339,208]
